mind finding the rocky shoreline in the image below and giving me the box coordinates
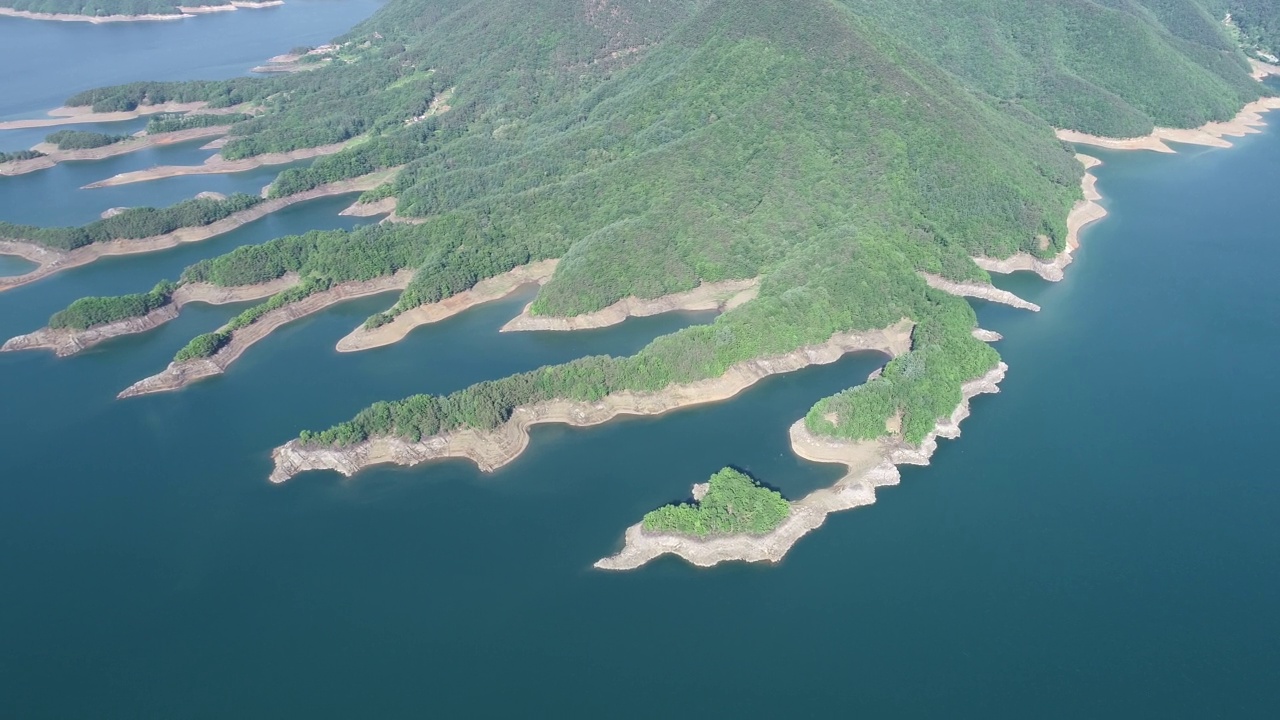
[594,362,1007,570]
[919,272,1040,311]
[119,271,413,398]
[0,275,298,357]
[973,153,1106,282]
[0,169,395,293]
[0,101,245,131]
[0,126,231,177]
[336,260,560,352]
[1055,97,1280,153]
[82,139,352,188]
[270,320,916,483]
[500,278,759,332]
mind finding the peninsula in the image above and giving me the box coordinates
[0,1,282,23]
[9,0,1280,569]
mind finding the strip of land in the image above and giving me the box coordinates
[919,272,1040,311]
[0,101,247,131]
[83,140,351,188]
[270,319,915,483]
[0,168,395,293]
[0,275,298,357]
[0,126,231,177]
[0,2,280,24]
[500,277,759,332]
[336,260,559,352]
[1056,97,1280,152]
[119,271,414,398]
[594,362,1006,569]
[973,153,1106,282]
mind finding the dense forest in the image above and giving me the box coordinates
[1,193,259,250]
[641,468,791,538]
[49,281,175,330]
[0,0,225,15]
[32,0,1274,462]
[44,130,129,150]
[145,112,252,134]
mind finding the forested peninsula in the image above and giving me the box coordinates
[0,1,283,23]
[6,0,1280,567]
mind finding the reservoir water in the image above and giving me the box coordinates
[2,7,1280,717]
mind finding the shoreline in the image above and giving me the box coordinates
[335,260,559,352]
[269,319,916,483]
[919,272,1040,311]
[1055,97,1280,153]
[594,362,1007,570]
[973,153,1106,282]
[500,278,759,332]
[1252,59,1280,81]
[0,125,230,177]
[0,168,396,294]
[82,140,351,188]
[118,271,413,398]
[0,2,281,24]
[0,101,243,131]
[0,275,298,357]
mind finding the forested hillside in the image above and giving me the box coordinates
[32,0,1273,455]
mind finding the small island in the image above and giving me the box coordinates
[640,468,790,539]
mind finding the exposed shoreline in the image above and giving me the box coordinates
[594,362,1007,570]
[973,153,1106,282]
[119,271,413,398]
[919,272,1040,311]
[1055,97,1280,153]
[269,319,916,483]
[0,101,246,131]
[0,125,230,177]
[0,275,298,357]
[82,140,351,188]
[339,196,397,217]
[500,278,759,332]
[1249,59,1280,81]
[0,169,395,293]
[335,260,559,352]
[0,2,281,24]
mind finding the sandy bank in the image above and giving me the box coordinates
[500,278,759,333]
[0,169,394,294]
[1250,59,1280,80]
[0,2,280,23]
[83,140,351,188]
[0,275,298,357]
[1055,97,1280,152]
[0,126,230,177]
[119,271,413,398]
[973,153,1107,282]
[594,363,1007,570]
[0,101,232,131]
[269,319,916,483]
[336,260,559,352]
[339,196,397,217]
[920,272,1040,311]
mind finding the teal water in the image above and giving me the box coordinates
[4,12,1280,719]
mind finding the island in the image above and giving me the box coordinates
[6,0,1280,569]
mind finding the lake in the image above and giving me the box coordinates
[2,5,1279,717]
